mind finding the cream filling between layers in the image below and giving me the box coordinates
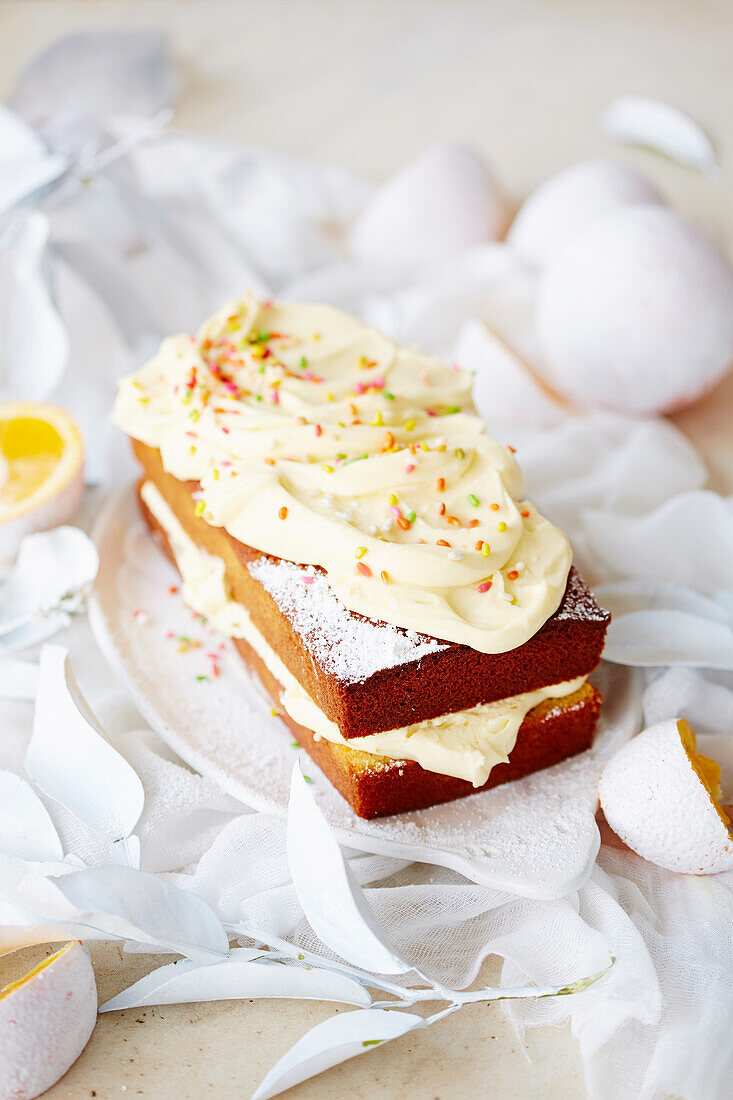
[141,480,586,786]
[116,294,572,654]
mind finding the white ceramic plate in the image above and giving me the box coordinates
[89,484,640,899]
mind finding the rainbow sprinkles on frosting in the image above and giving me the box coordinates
[115,293,609,819]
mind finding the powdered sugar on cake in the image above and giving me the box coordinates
[249,556,447,683]
[554,569,609,622]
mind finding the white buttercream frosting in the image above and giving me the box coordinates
[140,480,585,786]
[118,294,571,653]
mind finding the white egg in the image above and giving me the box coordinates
[537,205,733,415]
[507,159,664,269]
[348,143,508,266]
[599,719,733,875]
[0,940,97,1100]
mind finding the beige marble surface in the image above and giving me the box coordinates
[1,2,732,1097]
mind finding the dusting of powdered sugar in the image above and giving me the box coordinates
[248,556,447,683]
[554,568,609,622]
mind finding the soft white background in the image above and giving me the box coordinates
[3,3,733,1099]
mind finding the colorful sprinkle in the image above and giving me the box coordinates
[436,477,445,491]
[497,521,507,532]
[380,570,390,584]
[278,506,288,520]
[396,515,411,531]
[477,580,493,594]
[355,546,367,558]
[405,463,416,474]
[436,538,451,547]
[194,501,206,516]
[468,494,479,507]
[355,561,372,577]
[404,418,416,431]
[507,570,519,581]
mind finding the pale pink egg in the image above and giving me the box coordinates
[0,941,97,1100]
[536,205,733,414]
[348,143,508,266]
[508,159,664,270]
[599,719,733,875]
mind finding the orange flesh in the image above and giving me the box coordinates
[678,719,731,827]
[0,941,77,1000]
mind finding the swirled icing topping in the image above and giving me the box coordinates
[115,293,571,652]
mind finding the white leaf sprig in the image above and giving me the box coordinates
[248,963,612,1098]
[601,96,719,174]
[0,771,63,861]
[0,104,67,216]
[0,527,98,643]
[251,1007,428,1100]
[25,644,145,842]
[99,948,371,1012]
[287,763,411,976]
[0,856,229,962]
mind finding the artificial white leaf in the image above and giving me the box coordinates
[0,771,63,861]
[0,856,228,962]
[0,211,70,403]
[0,616,71,656]
[0,657,38,699]
[594,580,731,624]
[100,948,371,1012]
[0,104,67,214]
[287,763,410,975]
[451,318,567,429]
[252,1008,425,1100]
[603,609,733,670]
[601,95,718,173]
[110,835,141,869]
[0,156,68,219]
[10,30,178,123]
[0,527,98,636]
[25,645,145,840]
[0,102,47,161]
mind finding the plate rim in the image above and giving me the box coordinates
[88,482,615,900]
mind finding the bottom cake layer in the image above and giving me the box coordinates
[140,487,603,819]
